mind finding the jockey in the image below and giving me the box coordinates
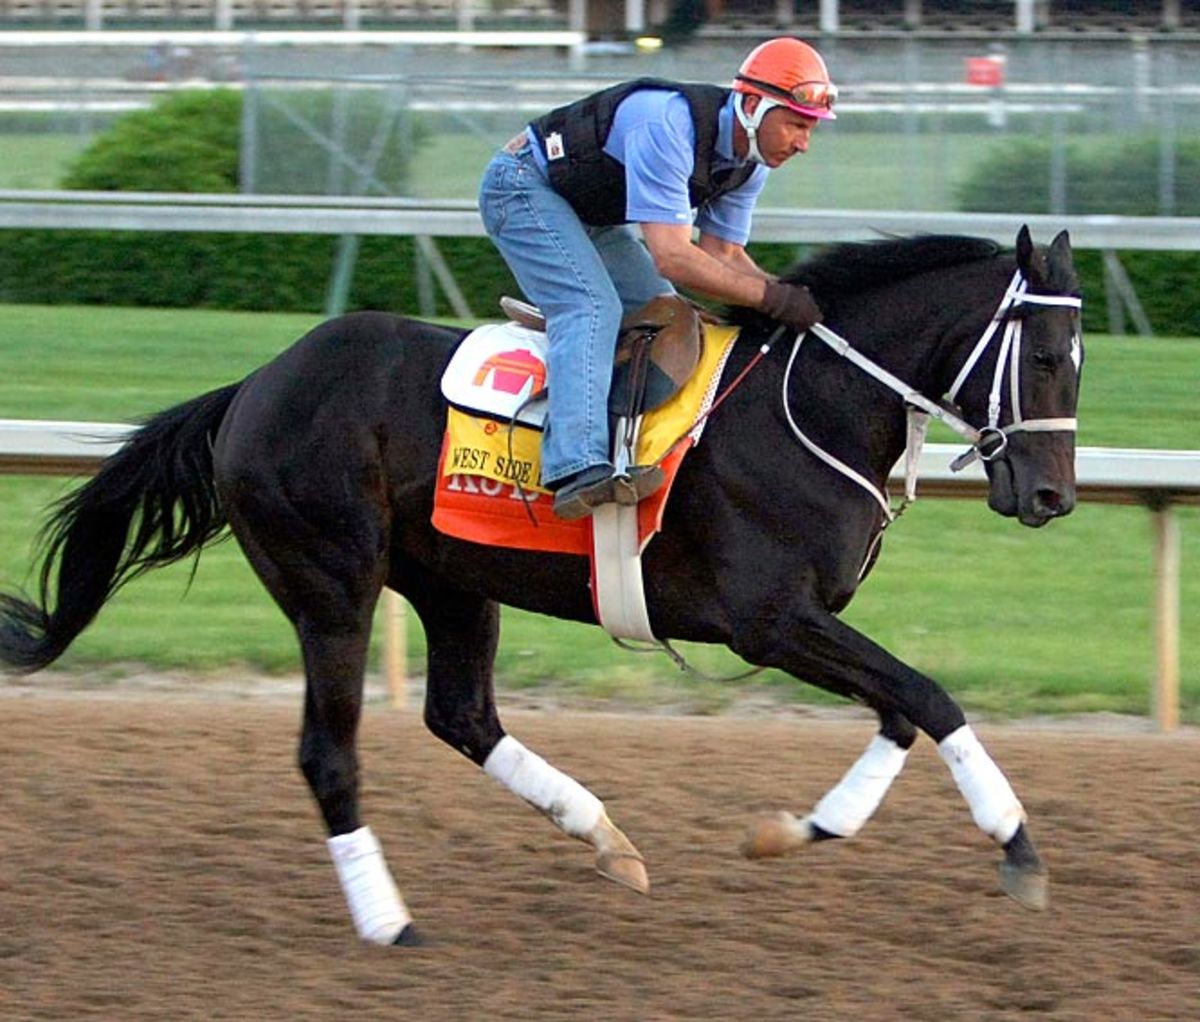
[478,37,836,520]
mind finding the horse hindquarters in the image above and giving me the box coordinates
[213,356,421,942]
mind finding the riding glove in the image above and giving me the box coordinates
[760,281,823,332]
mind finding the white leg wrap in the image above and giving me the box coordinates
[327,826,412,944]
[483,735,604,838]
[938,725,1026,844]
[809,734,909,838]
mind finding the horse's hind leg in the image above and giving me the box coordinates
[743,708,916,857]
[221,507,418,945]
[402,572,650,894]
[299,627,422,946]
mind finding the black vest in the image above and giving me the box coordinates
[529,78,757,227]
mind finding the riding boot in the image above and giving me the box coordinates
[611,465,665,507]
[551,465,619,520]
[551,464,665,520]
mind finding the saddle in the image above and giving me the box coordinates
[499,294,704,418]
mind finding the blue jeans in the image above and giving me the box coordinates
[478,141,672,487]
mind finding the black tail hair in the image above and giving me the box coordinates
[0,382,241,673]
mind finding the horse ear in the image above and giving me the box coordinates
[1048,229,1073,266]
[1015,225,1034,274]
[1046,229,1078,292]
[1015,224,1048,285]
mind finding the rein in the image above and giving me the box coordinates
[785,268,1083,522]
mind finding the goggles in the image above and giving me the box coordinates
[738,76,838,114]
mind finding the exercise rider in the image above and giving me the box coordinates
[478,37,836,520]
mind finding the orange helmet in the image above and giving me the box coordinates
[732,37,837,121]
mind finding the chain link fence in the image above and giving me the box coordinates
[232,35,1200,216]
[2,34,1197,214]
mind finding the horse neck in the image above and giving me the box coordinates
[776,258,1013,482]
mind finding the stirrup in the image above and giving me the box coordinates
[612,465,664,507]
[551,467,617,521]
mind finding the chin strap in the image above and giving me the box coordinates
[733,93,779,165]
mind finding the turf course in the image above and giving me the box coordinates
[1,303,1196,720]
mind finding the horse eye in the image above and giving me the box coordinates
[1031,349,1057,372]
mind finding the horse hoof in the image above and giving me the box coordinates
[596,851,651,895]
[392,923,425,947]
[1000,822,1049,910]
[741,811,812,859]
[589,811,650,894]
[999,861,1049,911]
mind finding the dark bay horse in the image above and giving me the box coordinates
[1,227,1082,945]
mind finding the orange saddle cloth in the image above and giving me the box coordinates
[432,322,740,555]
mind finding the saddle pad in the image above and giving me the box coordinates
[432,324,740,556]
[441,322,549,429]
[433,429,691,556]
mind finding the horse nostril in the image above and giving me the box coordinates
[1035,488,1063,515]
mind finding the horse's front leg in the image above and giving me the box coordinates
[742,707,916,855]
[732,610,1048,910]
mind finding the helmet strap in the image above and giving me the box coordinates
[734,93,779,165]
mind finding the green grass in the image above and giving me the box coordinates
[0,135,92,190]
[0,128,1054,212]
[1,303,1197,721]
[410,131,998,210]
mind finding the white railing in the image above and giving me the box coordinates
[3,191,1200,251]
[2,192,1191,328]
[0,28,583,47]
[1,418,1194,730]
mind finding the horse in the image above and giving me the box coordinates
[0,226,1082,946]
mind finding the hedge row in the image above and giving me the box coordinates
[957,135,1200,218]
[0,229,518,317]
[956,133,1200,335]
[10,230,1167,337]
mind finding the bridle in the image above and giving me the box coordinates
[782,267,1083,523]
[944,269,1083,468]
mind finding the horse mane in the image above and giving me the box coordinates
[727,234,1002,327]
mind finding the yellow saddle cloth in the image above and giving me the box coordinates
[432,323,739,555]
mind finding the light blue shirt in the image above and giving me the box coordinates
[605,90,768,244]
[530,89,768,245]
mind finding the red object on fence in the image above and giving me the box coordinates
[966,56,1006,88]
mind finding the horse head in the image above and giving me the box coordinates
[957,226,1083,528]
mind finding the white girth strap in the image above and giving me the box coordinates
[590,342,731,642]
[591,500,656,642]
[591,413,656,641]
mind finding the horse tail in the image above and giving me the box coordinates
[0,382,242,674]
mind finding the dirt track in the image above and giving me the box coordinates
[2,686,1197,1021]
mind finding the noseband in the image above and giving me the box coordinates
[783,268,1083,522]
